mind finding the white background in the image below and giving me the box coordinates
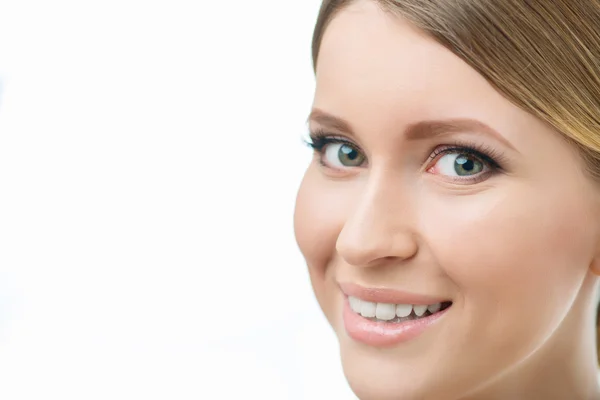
[0,1,357,398]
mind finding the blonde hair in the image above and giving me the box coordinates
[311,0,600,364]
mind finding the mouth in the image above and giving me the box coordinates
[339,282,452,347]
[348,296,453,323]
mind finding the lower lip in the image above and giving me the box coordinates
[342,297,449,347]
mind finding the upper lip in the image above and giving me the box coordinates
[339,282,450,305]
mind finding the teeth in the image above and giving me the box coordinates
[413,304,428,317]
[375,303,396,321]
[360,301,377,318]
[395,304,412,318]
[427,303,441,313]
[349,296,448,321]
[349,296,362,313]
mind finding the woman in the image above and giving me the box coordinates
[294,1,600,399]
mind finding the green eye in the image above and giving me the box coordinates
[454,154,484,176]
[323,143,366,168]
[338,144,364,166]
[433,152,485,177]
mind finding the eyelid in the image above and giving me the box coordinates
[317,136,355,147]
[429,147,495,167]
[426,141,506,171]
[306,131,365,157]
[307,130,359,148]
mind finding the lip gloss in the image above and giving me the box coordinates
[339,282,451,347]
[342,296,449,347]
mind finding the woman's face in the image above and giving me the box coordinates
[294,1,600,399]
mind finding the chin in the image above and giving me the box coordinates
[343,366,433,400]
[338,338,452,400]
[334,326,491,400]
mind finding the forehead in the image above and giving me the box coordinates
[313,1,536,141]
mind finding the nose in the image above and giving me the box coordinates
[335,173,418,267]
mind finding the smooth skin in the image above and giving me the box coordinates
[294,1,600,399]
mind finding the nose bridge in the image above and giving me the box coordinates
[336,169,418,266]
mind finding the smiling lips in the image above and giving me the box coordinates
[340,282,452,346]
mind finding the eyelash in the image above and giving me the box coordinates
[304,129,506,173]
[428,141,505,170]
[304,131,357,163]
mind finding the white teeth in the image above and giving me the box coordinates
[375,303,396,321]
[427,303,441,313]
[413,304,428,317]
[395,304,412,318]
[348,296,362,313]
[360,301,377,318]
[349,296,448,320]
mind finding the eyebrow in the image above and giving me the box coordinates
[307,109,516,151]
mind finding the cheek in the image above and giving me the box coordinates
[293,167,366,267]
[421,184,593,342]
[294,170,341,273]
[294,168,358,324]
[293,168,352,286]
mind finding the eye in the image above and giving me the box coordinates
[426,146,501,183]
[323,143,366,168]
[434,152,485,176]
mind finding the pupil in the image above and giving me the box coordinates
[455,155,482,176]
[456,156,474,171]
[341,145,358,160]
